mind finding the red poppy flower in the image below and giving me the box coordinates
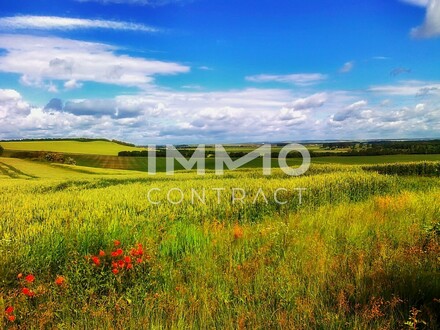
[127,263,133,270]
[7,315,16,322]
[99,250,106,257]
[136,258,142,264]
[124,256,132,263]
[112,268,119,275]
[114,240,121,246]
[111,248,123,257]
[112,262,118,268]
[55,276,65,286]
[117,259,125,268]
[25,274,35,283]
[91,256,100,266]
[22,287,34,297]
[5,306,14,314]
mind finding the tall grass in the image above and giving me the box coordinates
[0,164,439,328]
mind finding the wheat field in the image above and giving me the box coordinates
[0,158,439,329]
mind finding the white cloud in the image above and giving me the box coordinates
[64,79,83,90]
[339,61,354,73]
[1,86,440,143]
[198,66,213,71]
[333,100,368,122]
[400,0,429,7]
[410,0,440,38]
[369,80,440,96]
[0,34,189,88]
[246,73,327,86]
[0,16,158,32]
[0,89,32,119]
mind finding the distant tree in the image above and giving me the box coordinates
[0,144,3,156]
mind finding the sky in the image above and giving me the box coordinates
[0,0,439,144]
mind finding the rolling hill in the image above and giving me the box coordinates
[0,139,146,156]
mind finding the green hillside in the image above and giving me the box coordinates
[0,140,145,156]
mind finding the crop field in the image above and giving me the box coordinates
[0,154,439,329]
[73,153,440,172]
[0,140,146,156]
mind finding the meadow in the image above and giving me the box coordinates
[0,151,439,329]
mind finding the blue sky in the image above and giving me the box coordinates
[0,0,439,143]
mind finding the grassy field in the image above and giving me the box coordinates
[0,140,146,156]
[0,155,439,329]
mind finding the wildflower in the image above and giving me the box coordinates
[22,287,34,297]
[99,250,106,257]
[25,274,35,283]
[112,268,119,275]
[126,263,133,270]
[130,244,144,257]
[124,256,132,263]
[17,273,23,279]
[112,262,118,268]
[111,249,123,257]
[136,258,143,264]
[5,306,14,314]
[114,240,121,246]
[233,224,244,240]
[117,259,125,268]
[137,244,144,256]
[7,315,16,322]
[55,276,65,286]
[91,256,100,266]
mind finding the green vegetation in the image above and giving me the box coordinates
[0,156,439,328]
[74,153,440,172]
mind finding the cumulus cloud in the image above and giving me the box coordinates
[339,61,354,73]
[333,100,369,122]
[0,16,158,32]
[44,98,63,111]
[0,34,189,89]
[246,73,327,86]
[0,89,32,119]
[64,79,83,90]
[1,86,440,143]
[409,0,440,38]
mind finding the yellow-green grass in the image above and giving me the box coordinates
[0,162,439,328]
[0,140,146,156]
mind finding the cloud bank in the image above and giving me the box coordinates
[1,81,439,143]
